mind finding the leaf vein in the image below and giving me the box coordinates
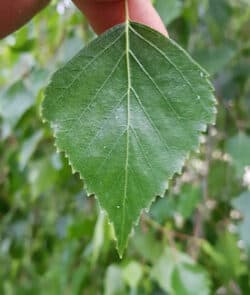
[130,25,209,113]
[129,49,182,120]
[130,126,153,171]
[131,87,170,151]
[49,31,125,107]
[78,52,126,125]
[81,92,127,149]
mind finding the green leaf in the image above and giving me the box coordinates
[193,44,236,75]
[151,247,211,295]
[215,232,247,280]
[132,229,163,263]
[155,0,183,25]
[105,265,125,295]
[207,160,240,201]
[91,210,106,265]
[176,184,202,218]
[202,232,247,281]
[28,156,59,197]
[232,191,250,255]
[172,263,210,295]
[91,210,113,265]
[42,22,216,256]
[0,80,34,138]
[151,184,202,222]
[18,130,44,170]
[226,133,250,177]
[122,261,143,289]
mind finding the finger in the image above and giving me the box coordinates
[0,0,50,39]
[72,0,168,37]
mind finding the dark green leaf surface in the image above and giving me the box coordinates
[42,22,216,255]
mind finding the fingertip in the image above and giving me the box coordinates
[128,0,168,37]
[72,0,168,37]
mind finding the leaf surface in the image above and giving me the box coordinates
[0,81,34,138]
[42,22,216,256]
[232,191,250,255]
[155,0,183,25]
[151,247,211,295]
[226,133,250,177]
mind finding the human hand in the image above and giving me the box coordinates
[0,0,50,39]
[0,0,167,39]
[73,0,168,36]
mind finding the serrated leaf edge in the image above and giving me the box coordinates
[40,21,217,258]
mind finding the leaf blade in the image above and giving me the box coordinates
[42,22,216,256]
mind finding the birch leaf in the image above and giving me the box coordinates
[42,22,216,256]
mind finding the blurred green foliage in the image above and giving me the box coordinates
[0,0,250,294]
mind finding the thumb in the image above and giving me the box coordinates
[72,0,168,37]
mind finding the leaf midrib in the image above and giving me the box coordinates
[121,2,131,248]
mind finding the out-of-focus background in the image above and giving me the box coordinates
[0,0,250,294]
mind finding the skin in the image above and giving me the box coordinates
[0,0,167,39]
[0,0,50,39]
[73,0,168,36]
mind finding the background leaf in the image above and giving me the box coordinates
[232,191,250,255]
[152,247,211,295]
[0,81,34,138]
[226,133,250,177]
[155,0,183,25]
